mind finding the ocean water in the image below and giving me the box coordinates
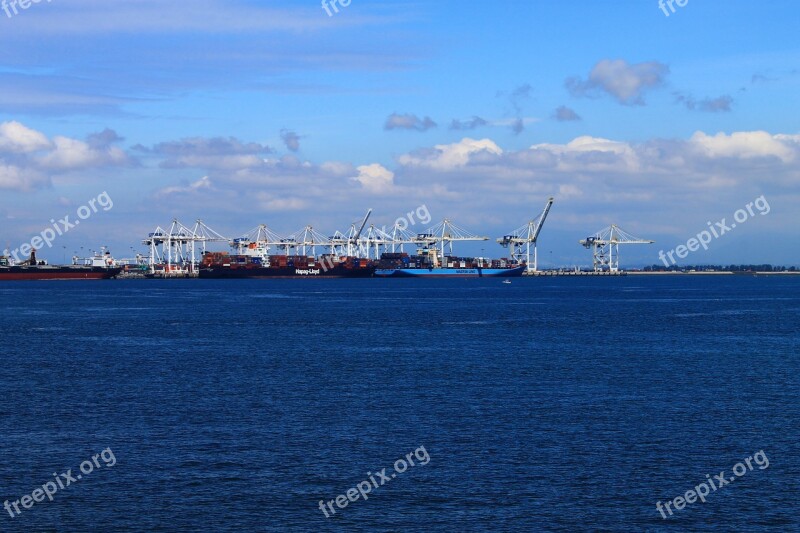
[0,276,798,532]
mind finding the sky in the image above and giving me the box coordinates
[0,0,798,267]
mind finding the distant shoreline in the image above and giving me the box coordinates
[627,271,800,276]
[523,270,800,277]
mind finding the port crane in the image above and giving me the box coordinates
[348,209,372,257]
[497,197,554,272]
[283,225,333,257]
[143,219,228,276]
[579,225,654,272]
[329,209,374,257]
[232,224,287,256]
[420,219,489,257]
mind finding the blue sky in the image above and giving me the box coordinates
[0,0,798,266]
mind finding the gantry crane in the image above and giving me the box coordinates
[579,225,654,272]
[497,197,554,272]
[419,219,489,257]
[143,219,228,275]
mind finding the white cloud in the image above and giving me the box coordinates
[38,136,129,170]
[0,164,48,191]
[532,136,634,156]
[350,163,395,194]
[0,121,132,191]
[689,131,795,162]
[398,138,503,170]
[0,121,52,154]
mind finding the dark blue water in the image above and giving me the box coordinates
[1,276,798,531]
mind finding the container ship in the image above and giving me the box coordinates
[0,250,121,281]
[375,248,526,278]
[199,251,376,279]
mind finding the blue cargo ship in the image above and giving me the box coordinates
[374,250,526,278]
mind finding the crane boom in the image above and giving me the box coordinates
[531,197,554,243]
[353,209,372,242]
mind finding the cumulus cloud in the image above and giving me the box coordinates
[0,121,52,153]
[0,164,49,191]
[384,113,437,132]
[398,138,503,170]
[553,106,581,122]
[280,129,302,152]
[38,136,129,170]
[566,59,669,105]
[0,121,132,190]
[350,163,395,194]
[381,130,800,221]
[450,116,488,131]
[674,93,733,113]
[689,131,795,162]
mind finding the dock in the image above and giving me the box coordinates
[523,270,627,277]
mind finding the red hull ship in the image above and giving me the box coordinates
[199,252,375,279]
[0,251,121,281]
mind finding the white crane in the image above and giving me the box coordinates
[329,209,373,257]
[231,224,287,261]
[579,225,654,272]
[421,219,489,257]
[497,197,554,272]
[142,219,227,275]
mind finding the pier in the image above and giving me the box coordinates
[523,270,627,277]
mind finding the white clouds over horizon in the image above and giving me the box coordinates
[134,128,800,241]
[0,121,132,191]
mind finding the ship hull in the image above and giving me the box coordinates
[198,265,376,279]
[374,266,526,278]
[0,267,122,281]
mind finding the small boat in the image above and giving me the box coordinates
[502,279,512,284]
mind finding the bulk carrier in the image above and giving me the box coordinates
[0,250,121,281]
